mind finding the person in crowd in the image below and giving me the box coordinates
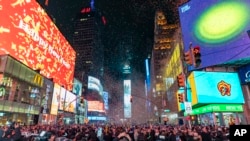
[200,127,211,141]
[0,126,4,140]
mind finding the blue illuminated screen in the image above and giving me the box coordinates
[191,71,244,104]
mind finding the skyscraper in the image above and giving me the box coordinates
[73,3,104,86]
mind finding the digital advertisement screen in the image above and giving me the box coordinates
[0,0,76,90]
[103,91,109,110]
[88,76,101,87]
[87,101,104,112]
[73,78,83,96]
[51,83,60,115]
[88,116,107,121]
[179,0,250,70]
[238,64,250,84]
[188,71,245,105]
[88,76,103,96]
[145,59,150,92]
[124,80,132,118]
[58,87,66,110]
[65,91,76,113]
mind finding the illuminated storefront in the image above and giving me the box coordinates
[184,104,245,126]
[237,64,250,124]
[178,71,246,126]
[0,0,76,90]
[0,55,50,125]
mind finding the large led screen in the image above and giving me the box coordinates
[58,87,66,110]
[51,83,60,115]
[103,91,109,110]
[0,0,76,90]
[179,0,250,70]
[238,64,250,84]
[65,91,77,113]
[88,76,103,96]
[124,80,131,118]
[73,78,82,96]
[87,101,104,112]
[188,71,244,105]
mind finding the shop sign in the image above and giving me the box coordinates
[42,84,50,114]
[33,74,43,87]
[184,104,243,115]
[238,64,250,84]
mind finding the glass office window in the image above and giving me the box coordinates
[18,103,25,113]
[0,56,7,73]
[3,101,12,112]
[19,65,27,82]
[13,102,19,112]
[12,61,21,77]
[5,57,14,74]
[0,101,4,111]
[34,106,40,114]
[27,70,36,84]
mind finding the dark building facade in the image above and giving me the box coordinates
[73,7,104,86]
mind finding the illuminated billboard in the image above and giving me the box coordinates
[188,71,244,105]
[88,76,103,96]
[0,0,76,90]
[87,101,104,112]
[51,83,60,115]
[73,78,82,96]
[103,91,109,110]
[238,64,250,84]
[124,80,131,118]
[179,0,250,70]
[165,43,183,90]
[58,87,66,110]
[65,91,77,113]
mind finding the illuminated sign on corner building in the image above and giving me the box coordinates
[238,64,250,84]
[188,71,244,105]
[0,0,76,90]
[184,104,243,116]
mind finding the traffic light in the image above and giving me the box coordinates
[183,50,193,65]
[193,46,201,67]
[178,93,184,103]
[177,74,185,87]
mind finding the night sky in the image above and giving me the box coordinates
[36,0,179,79]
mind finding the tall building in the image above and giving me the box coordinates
[73,4,104,86]
[150,10,178,122]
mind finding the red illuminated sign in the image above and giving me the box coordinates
[0,0,76,90]
[81,7,91,13]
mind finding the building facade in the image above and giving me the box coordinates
[73,7,104,84]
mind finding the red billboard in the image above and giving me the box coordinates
[0,0,76,90]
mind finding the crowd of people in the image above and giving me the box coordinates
[0,122,231,141]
